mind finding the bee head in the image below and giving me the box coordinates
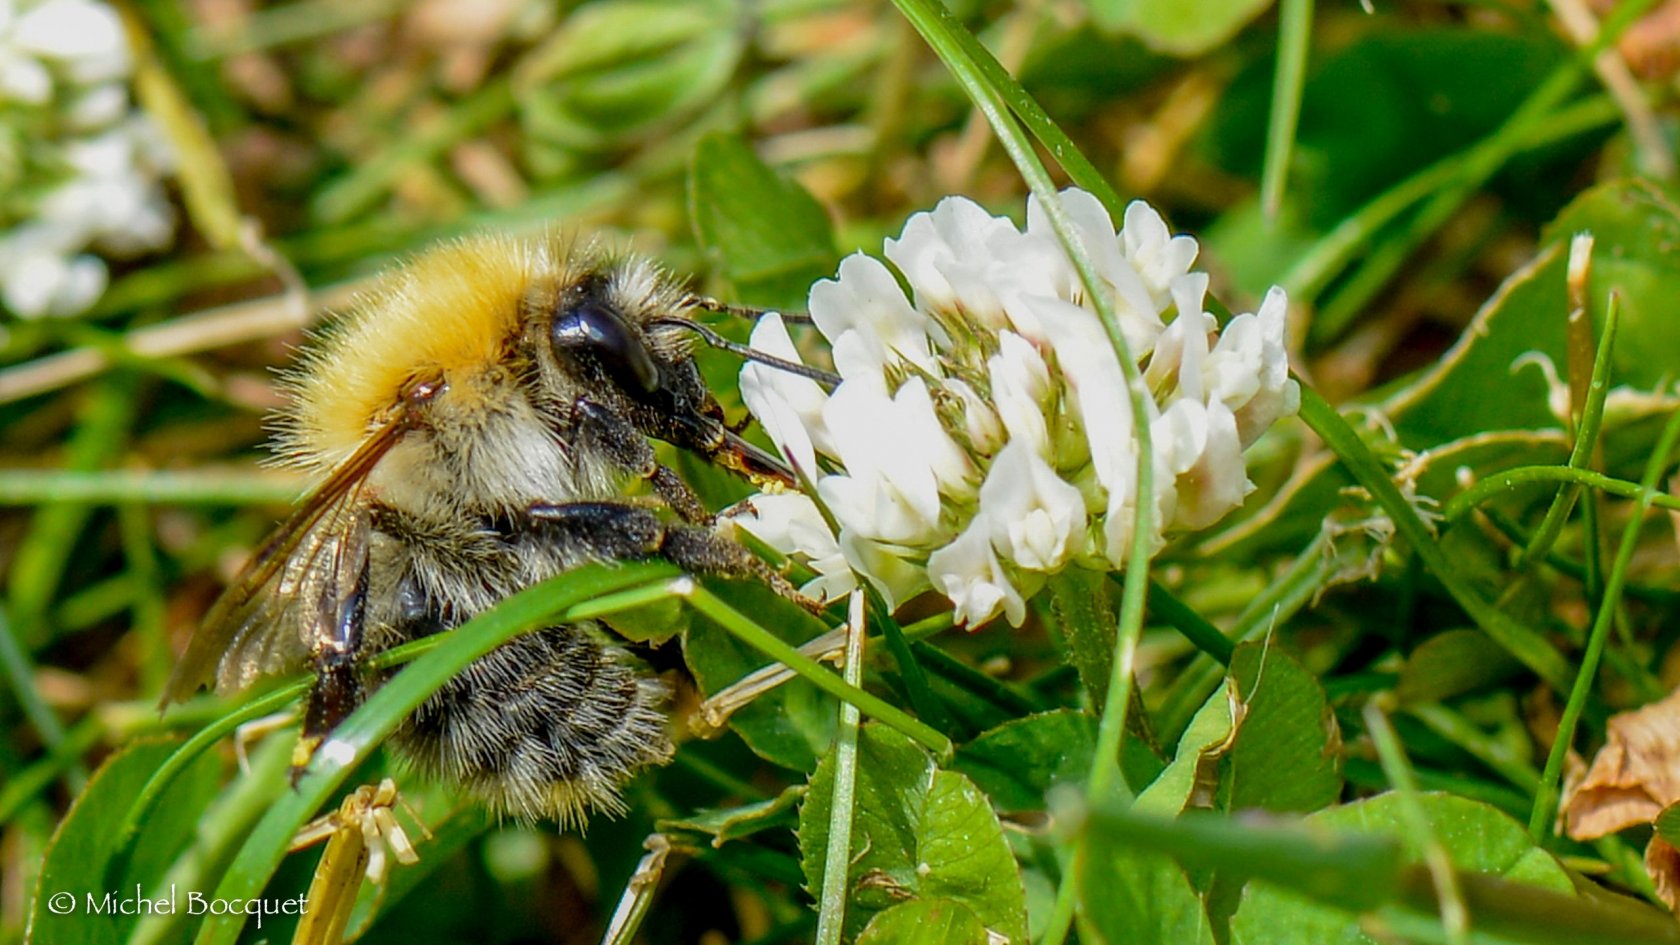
[538,260,795,487]
[548,269,662,396]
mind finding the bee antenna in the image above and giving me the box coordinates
[652,317,842,388]
[690,297,815,325]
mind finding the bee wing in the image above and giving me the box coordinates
[161,421,401,705]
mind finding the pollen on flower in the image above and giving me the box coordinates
[728,189,1298,628]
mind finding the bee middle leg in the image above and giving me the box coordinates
[525,500,822,614]
[572,398,713,525]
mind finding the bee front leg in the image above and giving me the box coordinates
[571,398,713,525]
[525,501,823,614]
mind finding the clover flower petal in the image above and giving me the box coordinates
[926,521,1026,627]
[810,253,936,376]
[832,532,925,608]
[740,312,830,476]
[726,493,856,603]
[885,195,1020,325]
[979,440,1087,572]
[988,331,1054,455]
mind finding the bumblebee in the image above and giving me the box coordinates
[163,234,826,824]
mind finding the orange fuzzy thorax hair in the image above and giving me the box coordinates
[276,234,549,472]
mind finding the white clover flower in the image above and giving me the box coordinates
[727,493,857,603]
[927,520,1026,628]
[0,0,174,320]
[979,440,1087,572]
[728,189,1298,628]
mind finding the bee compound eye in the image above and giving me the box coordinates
[551,301,662,395]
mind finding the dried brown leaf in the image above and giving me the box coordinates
[1563,688,1680,840]
[1647,835,1680,912]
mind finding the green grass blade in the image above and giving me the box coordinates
[0,469,301,506]
[0,605,87,792]
[1520,293,1617,567]
[1261,0,1313,220]
[681,583,952,759]
[1443,466,1680,521]
[1279,95,1617,307]
[815,593,865,945]
[1365,697,1470,945]
[7,376,139,646]
[1144,579,1235,666]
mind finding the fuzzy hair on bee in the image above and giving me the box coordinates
[163,232,823,826]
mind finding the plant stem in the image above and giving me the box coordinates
[1367,696,1470,945]
[1261,0,1313,220]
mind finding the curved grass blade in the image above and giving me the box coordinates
[191,561,679,945]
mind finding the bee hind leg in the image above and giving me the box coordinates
[292,657,366,783]
[294,549,371,782]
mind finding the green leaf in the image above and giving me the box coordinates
[856,898,989,945]
[800,725,1028,943]
[1655,802,1680,850]
[802,724,933,939]
[690,132,838,310]
[521,0,725,78]
[1219,643,1343,814]
[29,739,220,945]
[1077,843,1217,945]
[1136,679,1237,816]
[660,785,806,847]
[917,772,1029,938]
[952,710,1094,814]
[598,593,688,644]
[1385,244,1569,446]
[1228,792,1572,945]
[1396,629,1523,705]
[1089,0,1277,57]
[1080,797,1677,944]
[1137,643,1340,817]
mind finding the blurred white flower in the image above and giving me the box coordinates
[0,0,174,320]
[729,189,1298,628]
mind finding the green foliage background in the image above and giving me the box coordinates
[5,0,1680,943]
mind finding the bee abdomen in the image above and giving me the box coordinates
[392,623,671,826]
